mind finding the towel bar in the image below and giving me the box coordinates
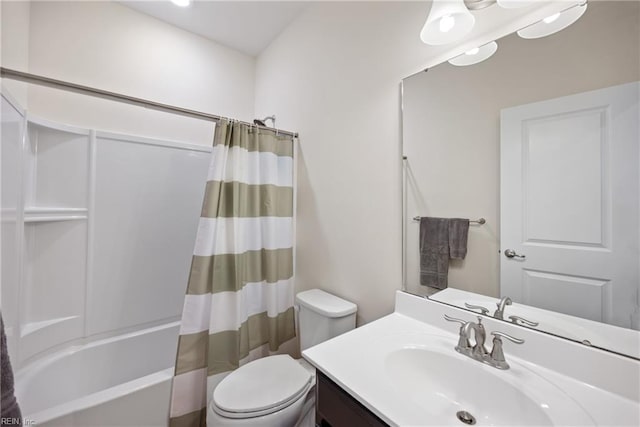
[412,216,486,225]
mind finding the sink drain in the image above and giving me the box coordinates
[456,410,477,425]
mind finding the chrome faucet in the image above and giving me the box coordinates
[492,297,539,326]
[493,297,512,319]
[462,317,488,360]
[445,314,524,370]
[444,315,488,359]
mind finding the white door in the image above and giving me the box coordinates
[500,81,639,329]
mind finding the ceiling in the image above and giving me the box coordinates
[120,1,309,56]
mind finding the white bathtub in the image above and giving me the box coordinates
[15,322,179,427]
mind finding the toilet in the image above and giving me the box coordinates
[207,289,357,426]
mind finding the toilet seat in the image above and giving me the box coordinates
[212,355,313,419]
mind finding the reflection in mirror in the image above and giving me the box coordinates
[401,1,639,359]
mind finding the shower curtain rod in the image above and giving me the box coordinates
[0,67,299,138]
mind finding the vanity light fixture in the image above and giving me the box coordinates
[496,0,534,9]
[448,41,498,66]
[420,0,476,46]
[464,0,497,11]
[170,0,191,7]
[517,2,587,39]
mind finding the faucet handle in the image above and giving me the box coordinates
[443,314,467,325]
[444,314,472,354]
[464,303,490,315]
[508,315,539,327]
[491,331,524,345]
[488,331,524,370]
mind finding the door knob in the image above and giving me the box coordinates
[504,249,526,259]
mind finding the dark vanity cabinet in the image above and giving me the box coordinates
[316,370,388,427]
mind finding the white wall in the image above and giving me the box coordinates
[11,1,256,146]
[254,2,566,325]
[0,0,31,106]
[256,3,414,325]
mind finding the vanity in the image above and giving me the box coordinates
[304,291,640,426]
[316,370,387,427]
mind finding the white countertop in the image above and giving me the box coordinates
[302,291,640,426]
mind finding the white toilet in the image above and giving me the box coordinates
[207,289,357,426]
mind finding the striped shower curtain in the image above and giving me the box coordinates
[169,120,296,427]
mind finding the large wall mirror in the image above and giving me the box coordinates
[402,1,639,359]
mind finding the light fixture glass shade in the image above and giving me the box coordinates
[171,0,191,7]
[448,41,498,66]
[517,2,587,39]
[496,0,534,9]
[420,0,476,46]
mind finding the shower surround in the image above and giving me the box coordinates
[1,91,211,426]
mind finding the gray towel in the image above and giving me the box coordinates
[419,217,470,290]
[420,217,450,289]
[449,218,470,259]
[1,314,22,425]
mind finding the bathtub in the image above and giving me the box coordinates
[15,321,179,427]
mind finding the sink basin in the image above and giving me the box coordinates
[383,340,594,426]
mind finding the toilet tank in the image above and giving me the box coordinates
[295,289,357,351]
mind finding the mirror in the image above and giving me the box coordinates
[401,1,639,359]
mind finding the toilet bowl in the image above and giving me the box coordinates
[207,356,316,427]
[206,289,357,427]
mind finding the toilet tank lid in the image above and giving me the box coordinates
[295,289,357,317]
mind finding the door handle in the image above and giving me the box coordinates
[504,249,526,259]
